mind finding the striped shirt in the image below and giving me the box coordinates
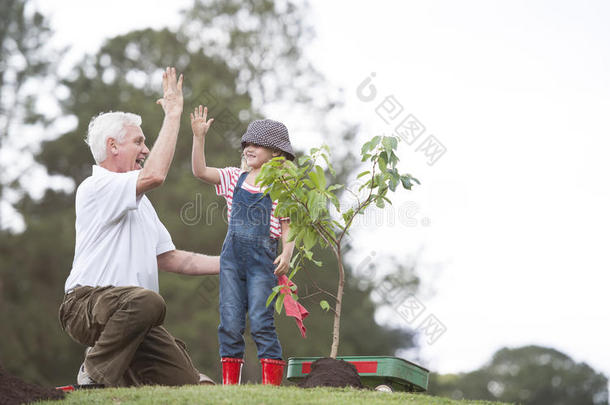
[215,167,288,239]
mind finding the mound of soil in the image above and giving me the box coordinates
[298,358,363,389]
[0,365,64,405]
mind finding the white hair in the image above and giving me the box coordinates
[85,111,142,164]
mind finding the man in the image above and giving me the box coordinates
[59,67,218,387]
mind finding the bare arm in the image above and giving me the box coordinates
[136,67,184,196]
[273,220,295,276]
[191,105,221,185]
[157,249,220,275]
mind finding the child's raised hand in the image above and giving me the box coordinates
[273,254,290,276]
[190,105,214,138]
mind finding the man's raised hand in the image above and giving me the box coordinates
[190,105,214,138]
[156,67,183,116]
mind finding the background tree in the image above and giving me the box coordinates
[0,0,60,231]
[428,345,609,405]
[0,0,420,385]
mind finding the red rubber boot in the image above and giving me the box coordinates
[221,357,244,385]
[260,358,286,385]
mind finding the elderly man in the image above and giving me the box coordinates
[59,67,217,387]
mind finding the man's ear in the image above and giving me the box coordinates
[107,137,119,156]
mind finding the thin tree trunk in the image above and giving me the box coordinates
[330,253,345,358]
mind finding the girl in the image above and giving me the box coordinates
[190,106,295,385]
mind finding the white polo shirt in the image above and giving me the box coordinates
[64,165,175,293]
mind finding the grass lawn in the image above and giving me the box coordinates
[38,384,514,405]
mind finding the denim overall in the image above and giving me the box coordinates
[218,172,282,360]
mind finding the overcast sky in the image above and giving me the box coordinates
[33,0,610,383]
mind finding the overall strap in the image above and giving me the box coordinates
[235,171,267,205]
[235,171,248,191]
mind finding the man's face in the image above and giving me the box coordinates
[111,125,150,172]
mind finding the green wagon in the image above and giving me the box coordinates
[286,356,429,392]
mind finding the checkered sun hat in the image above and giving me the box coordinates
[241,119,295,161]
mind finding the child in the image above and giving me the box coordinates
[190,106,296,385]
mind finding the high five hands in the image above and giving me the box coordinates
[156,67,183,117]
[190,105,214,138]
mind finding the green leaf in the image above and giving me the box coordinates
[294,227,307,246]
[308,170,320,189]
[275,293,285,314]
[307,190,327,221]
[379,184,388,196]
[285,163,298,178]
[378,156,387,173]
[269,188,281,201]
[361,140,373,154]
[304,228,317,250]
[298,155,311,165]
[389,176,398,192]
[320,300,330,312]
[382,136,393,152]
[266,290,279,308]
[379,150,388,163]
[315,165,326,189]
[358,180,371,192]
[288,266,299,279]
[321,152,336,176]
[342,208,354,223]
[357,171,370,179]
[328,193,341,212]
[303,179,315,189]
[389,150,399,165]
[400,176,412,190]
[374,173,384,188]
[332,219,344,230]
[289,250,301,266]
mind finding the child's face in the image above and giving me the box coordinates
[243,143,279,169]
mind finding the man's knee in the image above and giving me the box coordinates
[130,289,166,326]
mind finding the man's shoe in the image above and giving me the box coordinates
[198,372,216,385]
[77,347,97,385]
[77,362,97,385]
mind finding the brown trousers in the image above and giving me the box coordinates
[59,285,199,387]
